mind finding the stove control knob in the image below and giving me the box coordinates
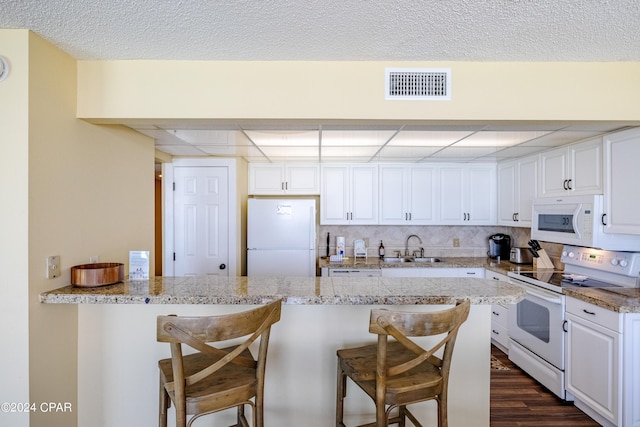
[620,259,629,268]
[562,251,568,257]
[567,251,575,258]
[611,258,619,266]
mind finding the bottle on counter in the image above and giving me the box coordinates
[379,240,385,258]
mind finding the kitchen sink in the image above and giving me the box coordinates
[382,257,444,263]
[382,257,413,263]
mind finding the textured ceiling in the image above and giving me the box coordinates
[2,0,639,163]
[2,0,640,61]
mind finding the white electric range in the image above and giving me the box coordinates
[507,245,640,400]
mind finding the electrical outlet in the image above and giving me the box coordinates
[453,238,460,247]
[363,238,369,247]
[46,255,61,279]
[90,256,100,263]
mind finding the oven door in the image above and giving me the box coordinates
[508,279,565,369]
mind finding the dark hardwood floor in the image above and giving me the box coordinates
[490,346,600,426]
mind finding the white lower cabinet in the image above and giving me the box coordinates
[380,267,485,278]
[487,271,510,353]
[566,297,640,427]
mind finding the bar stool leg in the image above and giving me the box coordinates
[336,359,347,427]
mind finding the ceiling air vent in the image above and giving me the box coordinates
[385,68,451,100]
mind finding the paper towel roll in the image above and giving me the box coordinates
[336,236,345,256]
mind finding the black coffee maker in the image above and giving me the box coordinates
[488,233,511,260]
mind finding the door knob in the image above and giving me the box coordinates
[219,263,226,270]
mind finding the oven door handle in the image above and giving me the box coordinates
[525,288,563,305]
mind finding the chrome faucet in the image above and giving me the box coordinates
[405,234,423,256]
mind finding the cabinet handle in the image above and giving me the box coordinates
[563,179,568,190]
[282,182,285,190]
[285,181,288,190]
[563,320,568,332]
[583,309,596,315]
[408,213,411,221]
[567,179,572,190]
[515,212,519,221]
[492,311,500,316]
[492,329,500,335]
[601,213,607,226]
[512,213,516,221]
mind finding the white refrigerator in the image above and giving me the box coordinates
[247,198,317,276]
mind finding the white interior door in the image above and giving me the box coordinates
[173,166,229,276]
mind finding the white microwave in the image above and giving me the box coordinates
[531,195,640,251]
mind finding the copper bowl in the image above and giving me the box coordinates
[71,262,124,287]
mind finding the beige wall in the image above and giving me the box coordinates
[77,61,640,123]
[0,30,156,427]
[0,29,30,427]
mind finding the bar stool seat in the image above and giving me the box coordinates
[336,300,470,427]
[157,300,282,427]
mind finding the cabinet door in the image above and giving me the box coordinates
[465,166,496,224]
[408,166,437,224]
[516,155,538,226]
[604,129,640,235]
[285,164,320,194]
[566,313,620,425]
[540,147,568,197]
[497,161,517,225]
[379,166,406,224]
[350,165,378,224]
[570,138,603,195]
[438,167,465,223]
[320,165,350,224]
[248,164,285,194]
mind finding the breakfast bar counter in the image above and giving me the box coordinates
[41,276,523,427]
[39,275,524,305]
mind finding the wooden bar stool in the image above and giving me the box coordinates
[336,300,471,427]
[157,300,282,427]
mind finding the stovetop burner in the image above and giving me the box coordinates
[511,270,623,292]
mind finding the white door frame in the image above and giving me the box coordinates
[162,158,237,276]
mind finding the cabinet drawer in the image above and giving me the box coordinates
[566,297,622,332]
[491,323,509,348]
[491,304,508,328]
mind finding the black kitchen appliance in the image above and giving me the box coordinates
[488,233,511,260]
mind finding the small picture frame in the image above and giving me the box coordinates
[129,250,150,279]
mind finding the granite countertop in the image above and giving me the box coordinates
[321,256,640,313]
[562,285,640,314]
[39,275,524,306]
[320,256,531,276]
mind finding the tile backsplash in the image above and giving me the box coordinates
[318,224,563,266]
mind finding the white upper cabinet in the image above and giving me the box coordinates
[603,128,640,235]
[249,163,319,195]
[379,165,437,225]
[539,138,603,197]
[320,164,378,225]
[438,164,496,225]
[497,155,538,227]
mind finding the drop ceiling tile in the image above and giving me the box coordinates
[154,145,210,156]
[321,130,395,146]
[245,130,319,146]
[377,146,444,159]
[389,131,472,146]
[455,131,552,147]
